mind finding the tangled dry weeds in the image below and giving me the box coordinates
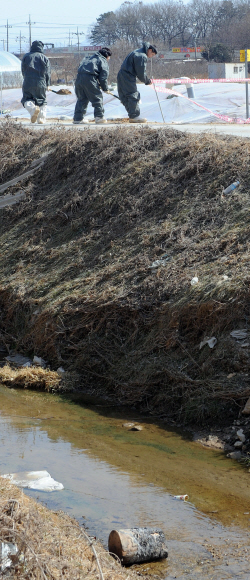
[0,365,61,391]
[0,477,137,580]
[0,120,250,424]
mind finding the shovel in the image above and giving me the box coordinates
[105,90,120,100]
[48,88,72,95]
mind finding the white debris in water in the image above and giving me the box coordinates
[2,470,64,492]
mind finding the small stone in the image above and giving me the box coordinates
[227,451,242,460]
[242,397,250,415]
[234,440,243,448]
[130,425,143,431]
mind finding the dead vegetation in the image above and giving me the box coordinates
[0,120,250,424]
[0,365,62,391]
[0,477,137,580]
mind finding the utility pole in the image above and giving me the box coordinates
[5,20,12,52]
[72,27,84,62]
[26,14,36,48]
[16,31,26,55]
[0,39,5,50]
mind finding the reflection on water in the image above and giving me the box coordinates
[0,385,249,579]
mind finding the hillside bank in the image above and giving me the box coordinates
[0,121,250,426]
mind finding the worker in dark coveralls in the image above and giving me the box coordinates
[21,40,51,124]
[117,42,157,123]
[73,47,112,125]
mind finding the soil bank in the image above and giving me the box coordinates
[0,120,250,428]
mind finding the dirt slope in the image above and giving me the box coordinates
[0,120,250,425]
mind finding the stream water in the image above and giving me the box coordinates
[0,384,249,579]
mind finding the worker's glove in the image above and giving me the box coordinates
[145,79,152,85]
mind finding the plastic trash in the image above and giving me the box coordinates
[173,494,189,501]
[230,329,248,340]
[1,542,18,572]
[33,355,46,368]
[236,429,246,443]
[190,277,198,285]
[199,336,217,350]
[223,181,240,195]
[149,254,170,269]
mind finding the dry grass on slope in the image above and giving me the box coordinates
[0,121,250,424]
[0,477,137,580]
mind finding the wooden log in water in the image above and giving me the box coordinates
[108,527,168,565]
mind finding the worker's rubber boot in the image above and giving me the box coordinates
[31,106,40,123]
[129,117,147,123]
[95,117,107,124]
[37,104,47,124]
[73,119,89,124]
[24,101,40,123]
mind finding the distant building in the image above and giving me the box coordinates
[44,46,102,57]
[208,62,245,79]
[0,51,22,88]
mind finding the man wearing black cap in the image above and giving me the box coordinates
[73,47,112,125]
[21,40,51,124]
[117,42,157,123]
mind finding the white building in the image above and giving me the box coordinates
[208,62,245,79]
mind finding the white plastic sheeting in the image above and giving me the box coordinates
[2,470,64,492]
[0,52,22,117]
[1,82,249,124]
[0,51,22,72]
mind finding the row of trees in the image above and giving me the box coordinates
[89,0,250,53]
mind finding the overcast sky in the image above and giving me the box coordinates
[0,0,126,53]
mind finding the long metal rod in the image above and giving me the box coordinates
[246,49,249,119]
[152,77,165,123]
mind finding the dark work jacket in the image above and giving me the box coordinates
[118,42,151,84]
[77,52,109,92]
[21,40,51,106]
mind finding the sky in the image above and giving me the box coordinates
[0,0,126,54]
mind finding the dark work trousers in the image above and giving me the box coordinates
[73,73,104,120]
[117,70,141,119]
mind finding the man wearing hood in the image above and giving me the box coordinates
[117,42,157,123]
[21,40,51,124]
[73,47,112,125]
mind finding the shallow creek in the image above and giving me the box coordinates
[0,384,250,579]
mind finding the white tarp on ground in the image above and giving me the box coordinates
[0,82,249,124]
[2,470,64,491]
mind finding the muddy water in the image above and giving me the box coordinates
[0,385,250,579]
